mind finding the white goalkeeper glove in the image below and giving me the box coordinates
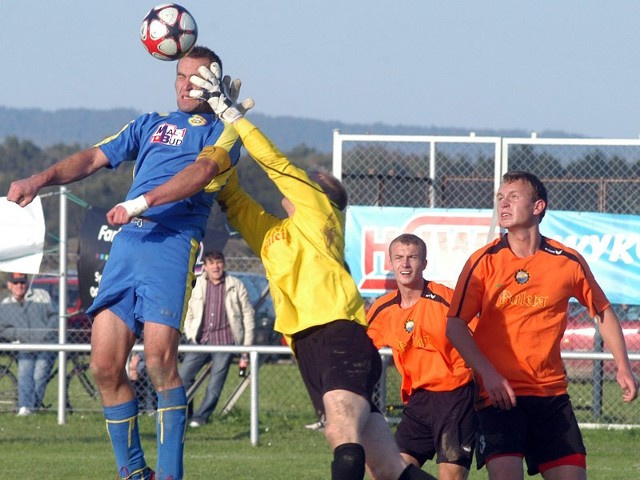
[189,62,254,123]
[222,75,255,115]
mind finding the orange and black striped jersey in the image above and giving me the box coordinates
[448,234,610,407]
[367,280,474,402]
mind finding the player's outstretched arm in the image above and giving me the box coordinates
[106,152,225,226]
[191,64,323,211]
[217,168,279,256]
[597,307,638,402]
[7,147,109,207]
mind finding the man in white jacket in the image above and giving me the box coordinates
[179,250,255,427]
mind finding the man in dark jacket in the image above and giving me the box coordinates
[1,272,57,416]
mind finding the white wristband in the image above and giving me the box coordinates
[118,195,149,217]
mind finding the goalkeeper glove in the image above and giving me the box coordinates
[189,62,254,123]
[222,75,255,116]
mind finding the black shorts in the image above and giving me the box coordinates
[395,382,477,468]
[475,394,586,475]
[293,320,382,416]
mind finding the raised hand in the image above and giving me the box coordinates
[189,62,254,123]
[222,75,255,117]
[7,177,40,207]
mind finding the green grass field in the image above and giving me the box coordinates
[1,410,639,479]
[1,358,639,478]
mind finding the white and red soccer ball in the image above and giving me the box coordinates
[140,4,198,61]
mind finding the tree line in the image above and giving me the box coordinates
[0,136,331,247]
[3,136,639,251]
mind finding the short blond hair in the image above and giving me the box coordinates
[389,234,427,261]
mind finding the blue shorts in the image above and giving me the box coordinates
[475,394,586,475]
[86,220,200,337]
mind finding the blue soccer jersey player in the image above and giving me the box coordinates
[7,46,241,480]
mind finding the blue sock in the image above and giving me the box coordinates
[156,386,187,479]
[104,399,148,479]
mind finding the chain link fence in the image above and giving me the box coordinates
[2,135,639,428]
[334,131,640,427]
[335,133,640,213]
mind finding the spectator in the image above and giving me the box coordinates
[1,272,57,416]
[179,250,255,427]
[7,45,242,480]
[193,64,436,480]
[446,170,638,479]
[367,234,476,480]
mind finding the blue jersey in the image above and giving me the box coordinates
[96,110,241,239]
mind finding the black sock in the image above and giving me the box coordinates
[331,443,365,480]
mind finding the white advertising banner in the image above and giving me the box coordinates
[0,196,45,274]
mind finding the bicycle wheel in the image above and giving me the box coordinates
[65,353,101,413]
[0,362,18,411]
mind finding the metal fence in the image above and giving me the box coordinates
[1,341,639,443]
[333,131,640,213]
[333,130,640,427]
[2,133,639,430]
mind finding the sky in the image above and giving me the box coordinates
[3,1,640,138]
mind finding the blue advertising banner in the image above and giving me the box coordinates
[345,207,640,305]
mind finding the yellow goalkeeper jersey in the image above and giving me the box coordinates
[217,118,366,345]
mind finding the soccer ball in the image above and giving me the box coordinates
[140,4,198,61]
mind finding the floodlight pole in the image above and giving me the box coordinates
[58,187,69,425]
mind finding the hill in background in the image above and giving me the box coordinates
[0,106,582,154]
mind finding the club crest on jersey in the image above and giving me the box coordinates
[404,319,415,333]
[188,115,208,127]
[514,269,530,284]
[151,123,186,146]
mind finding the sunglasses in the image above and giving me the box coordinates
[10,280,27,285]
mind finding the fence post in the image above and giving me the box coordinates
[592,326,604,420]
[250,350,260,446]
[58,186,69,425]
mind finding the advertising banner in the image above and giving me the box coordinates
[77,208,118,311]
[346,207,640,305]
[0,196,45,274]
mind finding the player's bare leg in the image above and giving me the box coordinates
[360,411,435,479]
[322,391,437,480]
[323,389,368,446]
[541,465,586,480]
[143,321,187,480]
[361,410,406,479]
[90,308,137,405]
[486,456,525,480]
[143,321,183,392]
[439,462,470,480]
[400,452,464,480]
[91,309,151,479]
[323,389,369,479]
